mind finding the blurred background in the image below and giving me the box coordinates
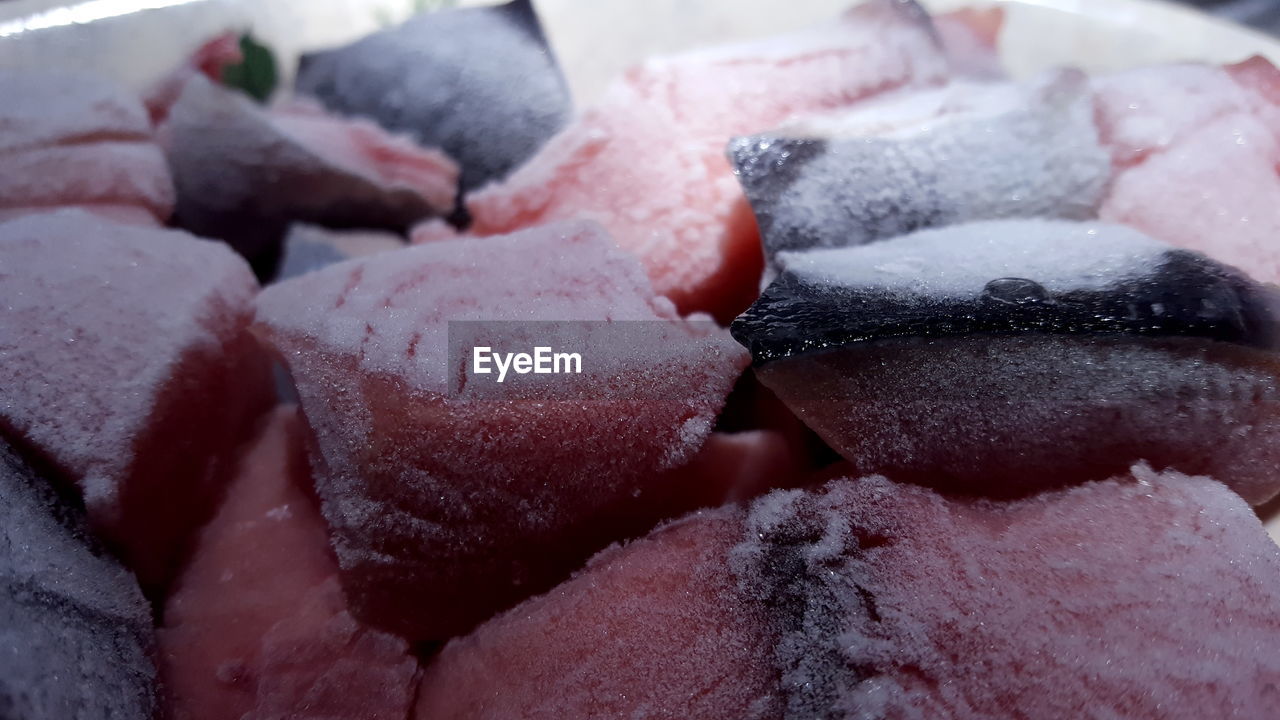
[1184,0,1280,34]
[2,0,1280,104]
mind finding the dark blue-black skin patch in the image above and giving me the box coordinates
[0,438,157,720]
[295,0,572,196]
[733,243,1280,366]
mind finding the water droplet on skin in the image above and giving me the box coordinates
[980,278,1052,306]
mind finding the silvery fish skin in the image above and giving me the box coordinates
[729,69,1111,268]
[296,0,572,194]
[0,438,157,720]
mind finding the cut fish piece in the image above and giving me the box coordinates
[733,219,1280,503]
[1092,60,1280,168]
[0,436,158,720]
[295,0,571,193]
[418,468,1280,719]
[0,70,174,224]
[415,506,777,720]
[275,224,405,281]
[729,69,1109,265]
[0,71,153,153]
[1102,113,1280,286]
[165,76,457,275]
[468,0,949,319]
[0,210,275,590]
[0,142,174,226]
[733,470,1280,719]
[160,407,420,720]
[254,220,749,641]
[1093,59,1280,285]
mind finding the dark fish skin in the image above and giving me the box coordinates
[734,248,1280,365]
[165,76,449,278]
[0,438,157,720]
[295,0,572,195]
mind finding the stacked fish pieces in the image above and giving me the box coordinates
[727,65,1280,505]
[732,219,1280,501]
[0,1,1279,718]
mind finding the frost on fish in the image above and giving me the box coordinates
[0,70,174,225]
[729,69,1110,266]
[731,470,1280,719]
[0,210,275,590]
[0,436,158,720]
[733,219,1280,503]
[1094,58,1280,286]
[160,408,420,720]
[415,506,779,720]
[165,76,457,276]
[295,0,570,193]
[253,220,748,641]
[467,0,950,320]
[418,468,1280,720]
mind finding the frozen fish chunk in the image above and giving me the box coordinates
[729,70,1109,265]
[1093,59,1280,285]
[415,507,777,720]
[160,408,419,720]
[733,219,1280,502]
[254,220,748,640]
[419,468,1280,719]
[0,437,157,720]
[467,0,950,319]
[295,0,570,193]
[0,210,274,589]
[0,70,174,224]
[733,470,1280,719]
[165,76,457,275]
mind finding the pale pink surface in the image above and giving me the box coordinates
[1095,59,1280,284]
[467,0,948,320]
[0,142,175,224]
[0,70,174,222]
[160,407,419,720]
[0,209,273,589]
[272,100,460,213]
[0,71,153,153]
[734,469,1280,718]
[254,220,748,640]
[1102,112,1280,286]
[421,467,1280,719]
[415,506,777,720]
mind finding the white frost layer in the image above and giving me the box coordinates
[0,209,258,510]
[776,218,1170,299]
